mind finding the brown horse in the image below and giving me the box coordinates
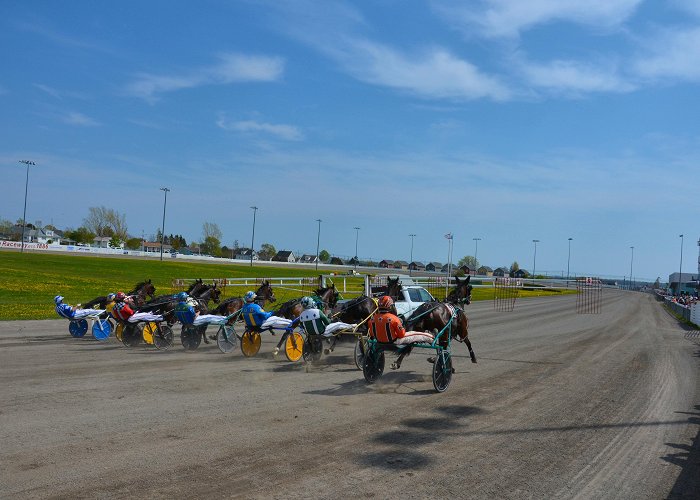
[273,285,340,320]
[210,280,276,316]
[83,279,156,309]
[331,295,377,332]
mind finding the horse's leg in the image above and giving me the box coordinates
[391,345,412,370]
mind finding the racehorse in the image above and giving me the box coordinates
[210,280,276,316]
[331,295,378,332]
[82,279,156,309]
[273,285,340,320]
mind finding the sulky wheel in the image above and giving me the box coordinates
[240,330,261,357]
[91,319,112,341]
[354,337,367,371]
[180,324,202,351]
[153,324,174,351]
[284,331,304,362]
[216,325,238,353]
[122,323,143,347]
[141,322,157,345]
[115,323,124,342]
[302,335,324,363]
[69,319,88,338]
[432,350,453,393]
[362,349,385,384]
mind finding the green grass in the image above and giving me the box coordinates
[0,251,575,320]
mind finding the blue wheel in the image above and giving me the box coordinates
[92,319,112,341]
[69,319,88,338]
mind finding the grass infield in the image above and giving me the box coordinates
[0,251,575,321]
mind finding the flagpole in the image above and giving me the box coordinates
[445,233,453,298]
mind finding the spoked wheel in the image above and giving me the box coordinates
[115,323,124,342]
[302,335,324,363]
[69,319,88,338]
[153,324,174,351]
[180,324,202,351]
[216,325,237,353]
[240,331,261,357]
[362,348,385,384]
[91,319,112,341]
[284,331,304,362]
[354,337,367,370]
[122,323,143,347]
[142,322,157,345]
[432,350,453,393]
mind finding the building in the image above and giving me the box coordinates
[348,257,360,266]
[393,260,409,270]
[235,248,258,261]
[441,263,455,273]
[408,261,425,271]
[513,269,530,278]
[143,241,172,253]
[329,256,345,265]
[668,272,699,295]
[299,254,319,264]
[425,262,442,272]
[379,260,395,268]
[493,267,509,277]
[477,266,494,276]
[92,236,112,248]
[272,250,296,263]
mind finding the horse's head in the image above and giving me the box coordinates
[256,280,276,303]
[315,284,339,309]
[187,279,204,295]
[447,276,472,305]
[386,276,401,299]
[209,282,222,304]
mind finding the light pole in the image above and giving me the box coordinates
[445,233,453,297]
[567,237,573,285]
[532,239,540,278]
[409,233,416,276]
[18,160,35,253]
[315,219,322,271]
[353,227,360,269]
[678,234,684,296]
[629,246,634,291]
[473,237,482,264]
[159,187,170,261]
[250,206,258,267]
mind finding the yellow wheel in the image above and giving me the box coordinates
[142,322,156,345]
[241,331,261,357]
[115,323,124,342]
[285,332,304,362]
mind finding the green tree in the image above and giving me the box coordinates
[125,237,142,250]
[201,236,222,256]
[319,249,330,262]
[258,243,276,260]
[509,261,520,277]
[65,227,95,244]
[458,255,480,269]
[108,235,122,248]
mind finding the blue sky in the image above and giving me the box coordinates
[1,0,698,281]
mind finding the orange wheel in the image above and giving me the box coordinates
[285,332,304,362]
[241,331,261,357]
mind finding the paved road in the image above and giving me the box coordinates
[1,291,698,499]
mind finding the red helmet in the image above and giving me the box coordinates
[378,295,394,310]
[115,292,126,301]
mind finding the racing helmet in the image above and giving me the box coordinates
[115,292,126,301]
[244,291,257,303]
[106,293,116,301]
[177,291,188,301]
[300,296,315,309]
[54,295,64,305]
[378,295,394,310]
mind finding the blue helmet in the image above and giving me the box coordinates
[54,295,64,305]
[177,292,188,301]
[244,291,256,303]
[107,293,116,301]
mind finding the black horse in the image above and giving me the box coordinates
[273,285,340,320]
[83,279,156,309]
[331,295,378,333]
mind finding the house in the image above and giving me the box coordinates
[329,256,345,265]
[408,261,425,271]
[92,236,112,248]
[272,250,296,263]
[425,262,442,272]
[143,241,172,253]
[668,272,699,295]
[441,263,455,273]
[299,254,319,264]
[477,266,494,276]
[393,260,409,270]
[23,228,62,244]
[493,267,509,277]
[379,260,395,268]
[513,269,530,278]
[235,248,258,261]
[348,257,360,266]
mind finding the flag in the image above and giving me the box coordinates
[444,233,453,240]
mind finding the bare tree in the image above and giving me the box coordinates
[83,206,128,239]
[202,222,222,241]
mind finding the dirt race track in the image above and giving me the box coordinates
[1,290,699,499]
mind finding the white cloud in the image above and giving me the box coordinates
[632,27,700,82]
[432,0,643,38]
[216,116,303,141]
[520,58,635,94]
[126,53,284,101]
[62,111,99,127]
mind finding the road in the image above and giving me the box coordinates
[1,291,698,499]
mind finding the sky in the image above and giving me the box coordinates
[1,0,699,281]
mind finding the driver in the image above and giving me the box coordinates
[112,292,163,323]
[367,295,434,345]
[242,291,294,332]
[298,296,356,337]
[175,291,228,325]
[54,295,104,319]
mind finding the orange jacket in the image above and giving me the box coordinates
[368,311,406,343]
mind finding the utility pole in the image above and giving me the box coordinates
[567,237,573,286]
[409,233,416,276]
[678,235,684,296]
[473,237,481,264]
[353,227,360,269]
[250,206,258,267]
[159,187,170,261]
[19,160,35,253]
[532,240,540,278]
[629,246,635,291]
[315,219,322,271]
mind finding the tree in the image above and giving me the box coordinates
[202,222,222,241]
[509,261,520,277]
[319,249,330,262]
[65,227,95,244]
[109,235,122,248]
[201,236,222,256]
[125,237,142,250]
[653,277,661,289]
[258,243,276,260]
[0,218,12,234]
[84,206,127,239]
[458,255,480,270]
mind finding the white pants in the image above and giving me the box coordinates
[260,316,293,332]
[128,312,164,323]
[394,331,434,345]
[193,314,228,326]
[73,309,104,319]
[323,322,357,337]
